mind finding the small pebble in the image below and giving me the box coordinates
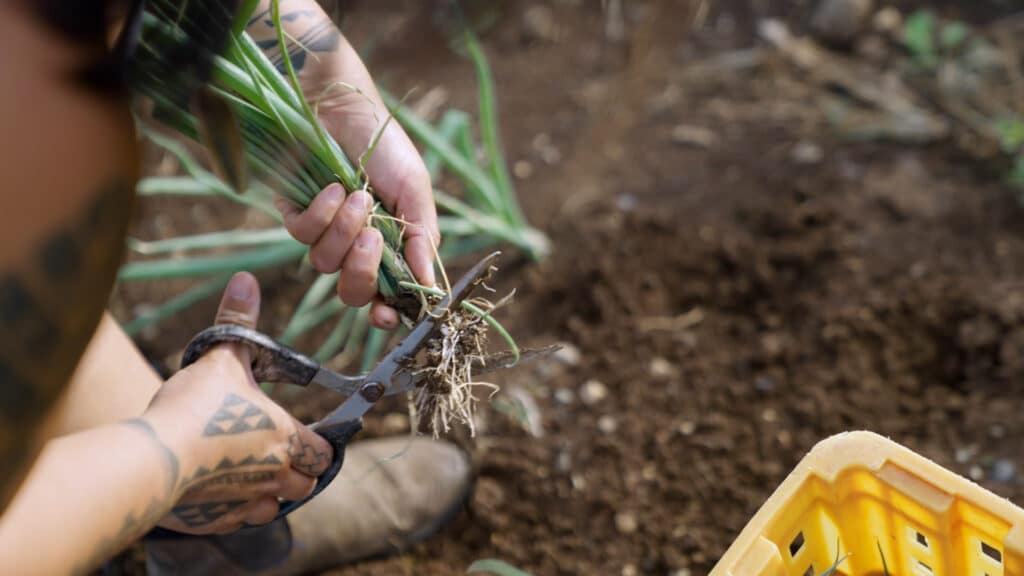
[552,342,581,366]
[571,473,587,491]
[554,388,575,405]
[992,459,1017,483]
[580,379,609,405]
[671,570,692,576]
[761,408,778,423]
[872,7,902,34]
[555,450,572,473]
[615,512,638,534]
[513,160,534,179]
[670,124,718,148]
[678,420,697,436]
[970,465,985,481]
[990,424,1007,439]
[598,415,618,434]
[621,565,638,576]
[955,444,978,464]
[641,463,657,481]
[790,140,824,164]
[776,429,793,447]
[649,357,676,378]
[615,193,638,212]
[532,133,562,164]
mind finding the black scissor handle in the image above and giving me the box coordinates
[181,324,362,519]
[272,418,362,519]
[182,324,321,387]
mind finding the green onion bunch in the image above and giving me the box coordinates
[122,1,549,407]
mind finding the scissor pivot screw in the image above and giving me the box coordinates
[359,381,385,402]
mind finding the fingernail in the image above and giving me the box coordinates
[356,230,380,251]
[226,274,254,303]
[346,190,372,213]
[320,184,343,206]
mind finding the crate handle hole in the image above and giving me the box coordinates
[916,560,933,574]
[915,530,928,548]
[789,531,805,557]
[981,541,1002,563]
[801,565,814,576]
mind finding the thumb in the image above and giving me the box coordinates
[213,272,262,366]
[216,272,261,328]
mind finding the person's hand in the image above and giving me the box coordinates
[260,2,439,331]
[142,272,333,535]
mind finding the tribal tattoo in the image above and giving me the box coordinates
[73,420,181,575]
[171,499,248,528]
[247,2,341,75]
[203,393,277,436]
[73,497,167,576]
[181,453,282,492]
[288,431,328,476]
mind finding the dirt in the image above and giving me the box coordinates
[115,1,1024,575]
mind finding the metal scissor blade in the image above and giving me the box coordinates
[317,252,503,427]
[309,368,367,396]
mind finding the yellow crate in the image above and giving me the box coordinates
[711,431,1024,576]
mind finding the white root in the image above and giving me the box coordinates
[412,300,502,438]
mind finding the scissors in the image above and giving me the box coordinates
[180,252,543,520]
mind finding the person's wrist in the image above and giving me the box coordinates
[137,408,207,498]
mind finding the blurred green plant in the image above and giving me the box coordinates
[902,9,971,70]
[467,559,534,576]
[877,540,891,576]
[121,23,548,373]
[818,539,848,576]
[996,118,1024,188]
[901,10,1024,190]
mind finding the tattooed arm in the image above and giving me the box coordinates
[0,273,333,575]
[247,1,439,330]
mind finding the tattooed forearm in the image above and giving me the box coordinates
[203,393,276,436]
[73,497,167,576]
[247,3,342,75]
[0,177,132,505]
[124,419,180,496]
[73,420,182,574]
[288,432,328,476]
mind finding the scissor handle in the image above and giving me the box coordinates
[182,324,321,386]
[181,324,363,519]
[272,418,362,519]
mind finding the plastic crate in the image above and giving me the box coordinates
[711,431,1024,576]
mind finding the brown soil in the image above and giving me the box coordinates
[116,1,1024,575]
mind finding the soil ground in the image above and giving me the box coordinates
[116,1,1024,574]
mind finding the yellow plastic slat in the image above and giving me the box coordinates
[712,431,1024,576]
